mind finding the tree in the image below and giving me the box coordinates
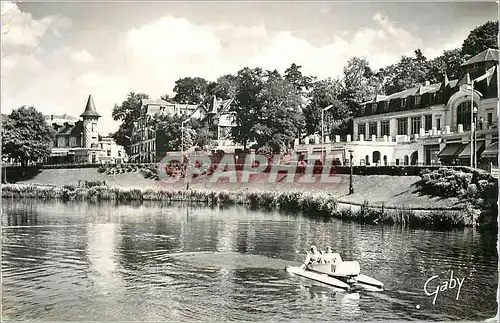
[254,76,305,153]
[380,49,431,94]
[427,48,465,82]
[461,20,499,57]
[152,114,195,152]
[340,57,384,109]
[303,78,348,137]
[2,106,55,167]
[172,77,210,104]
[111,92,149,155]
[230,67,266,150]
[206,74,239,100]
[284,63,315,94]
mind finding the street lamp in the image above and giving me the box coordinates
[322,104,334,162]
[473,106,478,168]
[181,117,191,188]
[348,149,354,195]
[470,80,475,168]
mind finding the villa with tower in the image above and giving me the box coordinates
[47,95,127,164]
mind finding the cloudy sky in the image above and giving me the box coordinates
[1,1,497,133]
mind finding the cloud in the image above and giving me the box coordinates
[70,49,94,63]
[1,1,71,49]
[1,6,466,134]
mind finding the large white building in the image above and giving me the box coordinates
[295,48,499,168]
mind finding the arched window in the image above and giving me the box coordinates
[372,151,381,164]
[365,155,370,165]
[456,102,475,131]
[383,155,388,166]
[404,155,409,166]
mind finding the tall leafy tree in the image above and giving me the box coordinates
[303,78,347,137]
[427,48,465,81]
[253,76,305,153]
[284,63,315,94]
[340,57,384,109]
[173,77,210,104]
[461,20,499,57]
[230,67,266,150]
[111,92,149,155]
[380,49,431,94]
[207,74,239,100]
[151,114,195,152]
[2,106,55,167]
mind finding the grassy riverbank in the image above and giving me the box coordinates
[2,183,476,229]
[15,168,464,209]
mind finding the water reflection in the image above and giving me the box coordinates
[1,199,498,321]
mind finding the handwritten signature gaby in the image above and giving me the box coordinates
[424,271,465,305]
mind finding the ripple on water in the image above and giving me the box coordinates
[1,200,498,321]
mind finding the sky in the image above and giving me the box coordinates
[1,1,498,133]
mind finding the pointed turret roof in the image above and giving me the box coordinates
[80,94,101,118]
[461,48,499,67]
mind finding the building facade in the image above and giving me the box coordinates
[294,48,499,168]
[48,95,127,164]
[130,96,237,163]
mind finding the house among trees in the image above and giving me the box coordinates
[129,95,236,163]
[47,95,127,164]
[296,48,498,168]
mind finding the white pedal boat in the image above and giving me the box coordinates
[285,259,384,292]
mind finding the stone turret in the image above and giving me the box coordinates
[80,94,101,149]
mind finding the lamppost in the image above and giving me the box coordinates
[473,106,478,168]
[348,149,354,195]
[181,117,191,188]
[322,104,333,162]
[470,80,475,168]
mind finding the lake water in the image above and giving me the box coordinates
[1,199,498,321]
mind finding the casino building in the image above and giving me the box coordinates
[295,48,499,169]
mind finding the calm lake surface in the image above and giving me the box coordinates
[1,199,498,321]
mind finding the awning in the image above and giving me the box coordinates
[438,143,465,158]
[50,149,69,157]
[458,142,485,158]
[481,141,498,159]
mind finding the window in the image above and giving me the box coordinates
[372,103,377,114]
[415,96,421,106]
[381,121,390,137]
[92,123,97,132]
[358,123,366,137]
[401,98,407,108]
[424,115,432,131]
[436,117,441,130]
[369,122,377,138]
[456,102,472,131]
[487,112,493,125]
[411,117,421,135]
[107,150,111,157]
[398,118,408,135]
[92,137,97,144]
[65,137,70,146]
[118,151,122,157]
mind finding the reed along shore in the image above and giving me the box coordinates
[1,183,478,230]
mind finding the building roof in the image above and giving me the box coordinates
[142,99,171,106]
[80,95,101,118]
[461,48,499,67]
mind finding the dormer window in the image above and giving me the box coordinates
[401,98,407,108]
[415,96,421,106]
[372,103,377,114]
